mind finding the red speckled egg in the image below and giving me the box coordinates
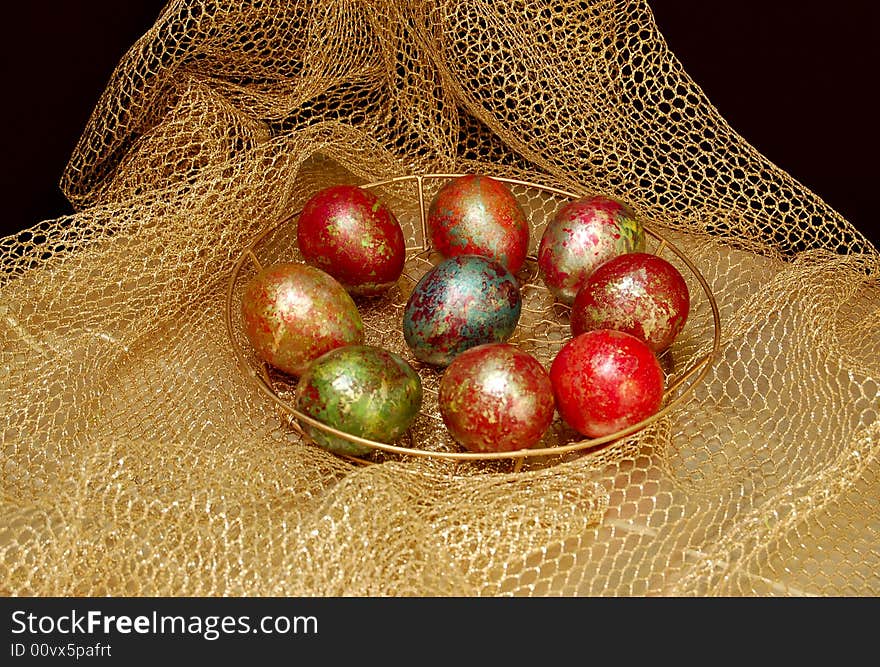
[427,174,530,274]
[538,194,645,304]
[297,184,406,296]
[438,343,555,453]
[549,329,664,439]
[240,262,364,376]
[571,252,690,353]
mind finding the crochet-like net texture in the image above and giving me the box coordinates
[2,0,877,596]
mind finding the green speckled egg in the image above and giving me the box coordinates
[294,345,423,456]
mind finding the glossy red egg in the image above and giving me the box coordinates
[549,329,664,439]
[297,184,406,296]
[537,194,645,304]
[439,343,555,453]
[570,252,690,353]
[426,174,530,274]
[240,262,364,376]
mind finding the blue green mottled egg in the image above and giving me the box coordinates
[294,345,423,457]
[402,255,522,366]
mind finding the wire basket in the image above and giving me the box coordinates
[225,173,721,469]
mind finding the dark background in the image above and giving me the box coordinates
[2,1,877,248]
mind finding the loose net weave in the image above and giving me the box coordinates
[2,0,878,597]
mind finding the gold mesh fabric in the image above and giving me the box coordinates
[2,0,878,597]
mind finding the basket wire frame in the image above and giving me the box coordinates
[225,174,722,465]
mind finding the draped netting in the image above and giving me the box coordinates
[2,0,877,596]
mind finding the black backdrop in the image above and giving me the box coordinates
[2,1,878,248]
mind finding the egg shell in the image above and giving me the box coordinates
[403,255,522,366]
[294,345,423,456]
[427,174,530,274]
[297,184,406,296]
[240,262,364,376]
[439,343,555,453]
[570,252,690,353]
[549,329,664,439]
[537,194,645,304]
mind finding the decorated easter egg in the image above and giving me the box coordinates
[439,343,555,453]
[240,262,364,376]
[537,194,645,304]
[403,255,522,366]
[426,174,530,274]
[570,252,690,353]
[297,184,406,296]
[294,345,423,456]
[549,329,664,439]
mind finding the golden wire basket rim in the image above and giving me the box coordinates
[224,173,722,464]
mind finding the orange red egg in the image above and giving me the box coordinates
[240,262,364,376]
[426,174,530,274]
[550,329,664,439]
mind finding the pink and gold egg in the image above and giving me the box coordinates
[538,194,645,304]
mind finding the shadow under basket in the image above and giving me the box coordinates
[225,173,722,471]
